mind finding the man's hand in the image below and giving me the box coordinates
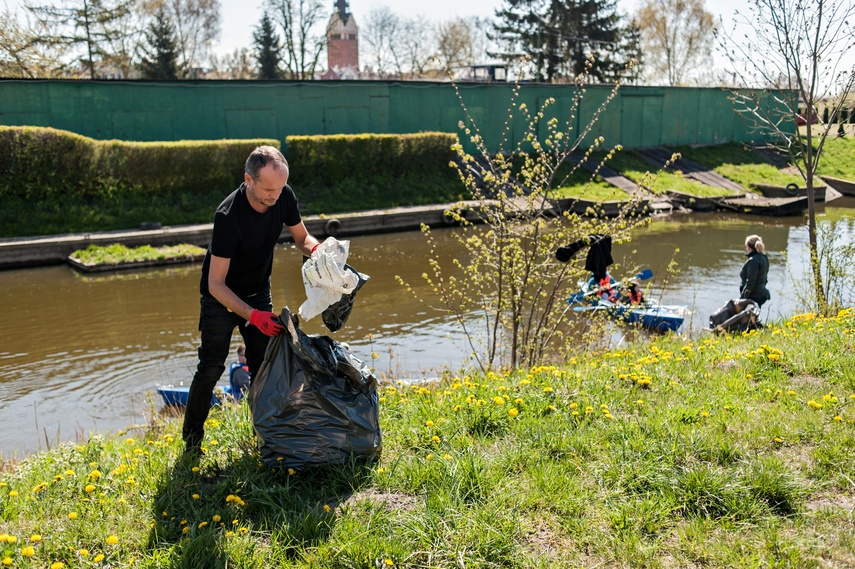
[249,310,283,337]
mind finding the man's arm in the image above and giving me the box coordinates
[287,221,320,256]
[208,255,254,321]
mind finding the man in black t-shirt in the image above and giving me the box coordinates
[183,145,320,452]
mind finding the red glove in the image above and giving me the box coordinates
[249,310,283,337]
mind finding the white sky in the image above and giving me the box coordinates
[214,0,745,56]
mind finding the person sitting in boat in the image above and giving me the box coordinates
[623,278,644,305]
[229,344,251,402]
[591,273,619,302]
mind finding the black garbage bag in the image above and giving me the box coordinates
[322,264,370,332]
[709,298,762,333]
[250,308,382,469]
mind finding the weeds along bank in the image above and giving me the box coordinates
[1,309,854,568]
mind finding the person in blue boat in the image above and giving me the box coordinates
[623,278,644,305]
[182,145,320,453]
[740,234,771,308]
[229,344,251,402]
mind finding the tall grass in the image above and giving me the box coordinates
[2,310,855,568]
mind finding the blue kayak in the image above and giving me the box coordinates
[571,281,687,332]
[156,384,235,407]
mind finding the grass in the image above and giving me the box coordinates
[675,143,804,190]
[817,138,855,180]
[69,244,206,266]
[603,150,736,197]
[2,310,855,568]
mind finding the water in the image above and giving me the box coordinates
[2,203,854,459]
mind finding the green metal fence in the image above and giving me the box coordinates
[0,79,776,150]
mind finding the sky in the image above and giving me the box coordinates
[215,0,745,57]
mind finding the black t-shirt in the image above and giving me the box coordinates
[200,183,302,298]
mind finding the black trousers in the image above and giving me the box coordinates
[182,292,273,449]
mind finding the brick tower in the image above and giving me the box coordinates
[327,0,358,74]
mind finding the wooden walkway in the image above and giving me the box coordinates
[635,146,747,194]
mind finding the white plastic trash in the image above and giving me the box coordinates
[298,237,362,321]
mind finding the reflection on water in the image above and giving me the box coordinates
[2,203,854,458]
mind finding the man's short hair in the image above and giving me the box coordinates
[245,146,288,180]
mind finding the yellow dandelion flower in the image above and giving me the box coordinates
[543,386,553,393]
[426,454,433,460]
[21,546,35,557]
[379,397,386,403]
[88,470,101,479]
[212,515,221,522]
[377,467,386,474]
[32,482,47,493]
[774,437,783,443]
[569,402,577,409]
[4,536,15,544]
[8,491,18,498]
[192,494,200,500]
[85,484,96,493]
[547,404,557,412]
[182,527,190,534]
[585,406,593,414]
[288,468,297,475]
[239,527,249,534]
[385,559,394,566]
[30,534,42,542]
[508,408,519,417]
[834,416,843,422]
[68,512,78,519]
[431,435,440,443]
[78,549,90,556]
[444,454,452,460]
[50,563,65,569]
[198,522,208,529]
[106,535,119,545]
[191,467,200,473]
[2,558,11,566]
[425,420,434,427]
[493,396,505,405]
[94,554,105,562]
[323,505,331,513]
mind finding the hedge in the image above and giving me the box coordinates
[285,132,465,214]
[0,127,466,237]
[0,126,278,236]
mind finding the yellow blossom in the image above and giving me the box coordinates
[8,491,18,498]
[323,505,331,513]
[212,515,221,522]
[191,467,200,473]
[192,494,200,500]
[94,554,105,562]
[426,454,433,460]
[2,558,11,566]
[32,482,47,493]
[68,512,78,519]
[508,408,519,417]
[288,468,297,476]
[431,435,440,443]
[425,420,434,427]
[50,563,65,569]
[106,535,119,545]
[85,484,96,493]
[239,528,249,534]
[21,546,35,557]
[182,527,189,535]
[88,470,101,479]
[78,549,90,556]
[30,534,42,542]
[198,522,208,529]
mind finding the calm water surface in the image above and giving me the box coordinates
[2,203,854,458]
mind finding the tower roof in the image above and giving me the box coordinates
[335,0,350,25]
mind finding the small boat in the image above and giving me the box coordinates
[156,384,234,407]
[571,279,687,333]
[752,183,826,202]
[820,176,855,197]
[717,195,808,216]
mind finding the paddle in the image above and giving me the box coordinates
[567,269,654,304]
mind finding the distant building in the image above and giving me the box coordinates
[325,0,359,79]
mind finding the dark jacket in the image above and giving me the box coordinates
[740,250,770,304]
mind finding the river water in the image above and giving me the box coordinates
[2,203,854,459]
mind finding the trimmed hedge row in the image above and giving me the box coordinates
[0,126,274,201]
[285,132,465,214]
[0,127,465,237]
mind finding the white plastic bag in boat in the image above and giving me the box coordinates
[298,237,360,321]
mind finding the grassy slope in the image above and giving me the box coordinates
[676,143,804,190]
[603,150,736,197]
[817,138,855,180]
[2,310,854,568]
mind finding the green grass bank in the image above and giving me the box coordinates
[2,310,854,568]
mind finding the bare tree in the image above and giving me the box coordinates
[635,0,714,85]
[25,0,138,79]
[394,15,434,78]
[434,17,474,73]
[361,5,399,76]
[266,0,327,80]
[0,8,67,77]
[718,0,855,314]
[209,47,255,79]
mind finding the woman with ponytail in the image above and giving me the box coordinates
[740,234,771,307]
